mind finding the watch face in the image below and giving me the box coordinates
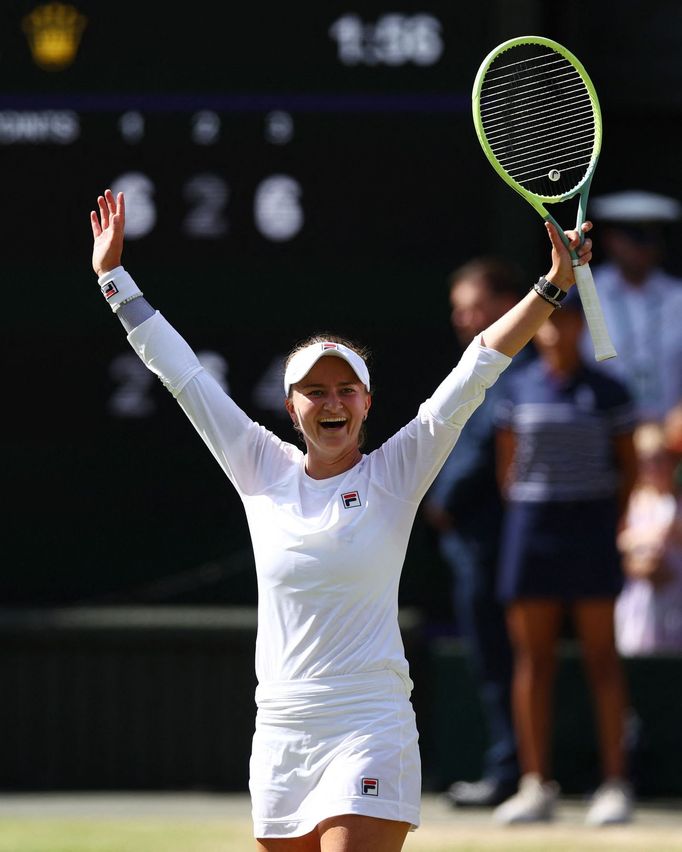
[540,279,564,300]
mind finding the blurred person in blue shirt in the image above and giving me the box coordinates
[579,190,682,421]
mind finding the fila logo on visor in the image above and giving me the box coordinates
[362,777,379,796]
[341,491,361,509]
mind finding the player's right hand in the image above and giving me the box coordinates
[545,220,593,291]
[90,189,125,277]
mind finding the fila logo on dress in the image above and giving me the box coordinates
[341,491,361,509]
[362,777,379,796]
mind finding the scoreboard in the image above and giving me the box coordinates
[0,2,485,607]
[4,1,680,607]
[3,3,496,278]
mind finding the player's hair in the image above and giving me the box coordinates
[448,256,526,301]
[285,332,372,448]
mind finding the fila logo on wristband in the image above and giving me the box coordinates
[362,777,379,796]
[341,491,361,509]
[101,281,118,299]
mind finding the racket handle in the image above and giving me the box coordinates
[572,262,617,362]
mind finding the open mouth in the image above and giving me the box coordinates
[319,418,347,430]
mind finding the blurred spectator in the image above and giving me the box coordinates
[492,289,638,826]
[423,257,529,807]
[579,190,682,421]
[663,400,682,468]
[616,421,682,654]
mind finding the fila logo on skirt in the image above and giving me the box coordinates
[362,777,379,796]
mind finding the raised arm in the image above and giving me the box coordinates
[481,221,593,357]
[91,189,154,330]
[89,189,297,493]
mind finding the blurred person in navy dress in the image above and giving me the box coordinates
[492,289,639,826]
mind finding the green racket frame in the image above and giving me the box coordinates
[472,36,615,361]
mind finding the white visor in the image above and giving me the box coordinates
[284,342,371,395]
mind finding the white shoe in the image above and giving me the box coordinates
[493,773,559,824]
[585,778,634,826]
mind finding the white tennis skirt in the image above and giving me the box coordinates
[249,669,421,839]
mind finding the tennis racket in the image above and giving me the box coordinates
[472,35,616,361]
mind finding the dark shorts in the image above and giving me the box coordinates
[497,499,623,603]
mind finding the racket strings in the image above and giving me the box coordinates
[481,49,560,77]
[482,61,579,98]
[488,122,594,167]
[484,113,594,163]
[489,111,593,160]
[479,46,597,197]
[483,105,592,141]
[481,79,589,122]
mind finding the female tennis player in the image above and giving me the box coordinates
[91,188,592,852]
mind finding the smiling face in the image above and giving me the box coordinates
[285,355,372,478]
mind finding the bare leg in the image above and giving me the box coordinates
[319,815,410,852]
[256,829,320,851]
[256,815,410,852]
[506,600,564,779]
[573,598,628,779]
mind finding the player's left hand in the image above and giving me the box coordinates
[545,220,593,291]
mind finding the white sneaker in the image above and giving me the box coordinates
[493,773,559,824]
[585,778,634,826]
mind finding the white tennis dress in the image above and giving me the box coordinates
[127,312,510,837]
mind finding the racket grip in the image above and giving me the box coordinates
[572,262,617,361]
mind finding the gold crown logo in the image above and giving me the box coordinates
[22,3,87,71]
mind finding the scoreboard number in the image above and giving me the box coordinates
[109,171,303,242]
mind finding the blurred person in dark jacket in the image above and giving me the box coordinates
[423,257,531,807]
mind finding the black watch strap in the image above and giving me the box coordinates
[532,276,567,308]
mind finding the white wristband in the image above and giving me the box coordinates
[98,266,143,313]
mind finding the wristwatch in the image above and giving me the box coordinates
[532,276,567,309]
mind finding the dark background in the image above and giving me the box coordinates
[3,0,682,614]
